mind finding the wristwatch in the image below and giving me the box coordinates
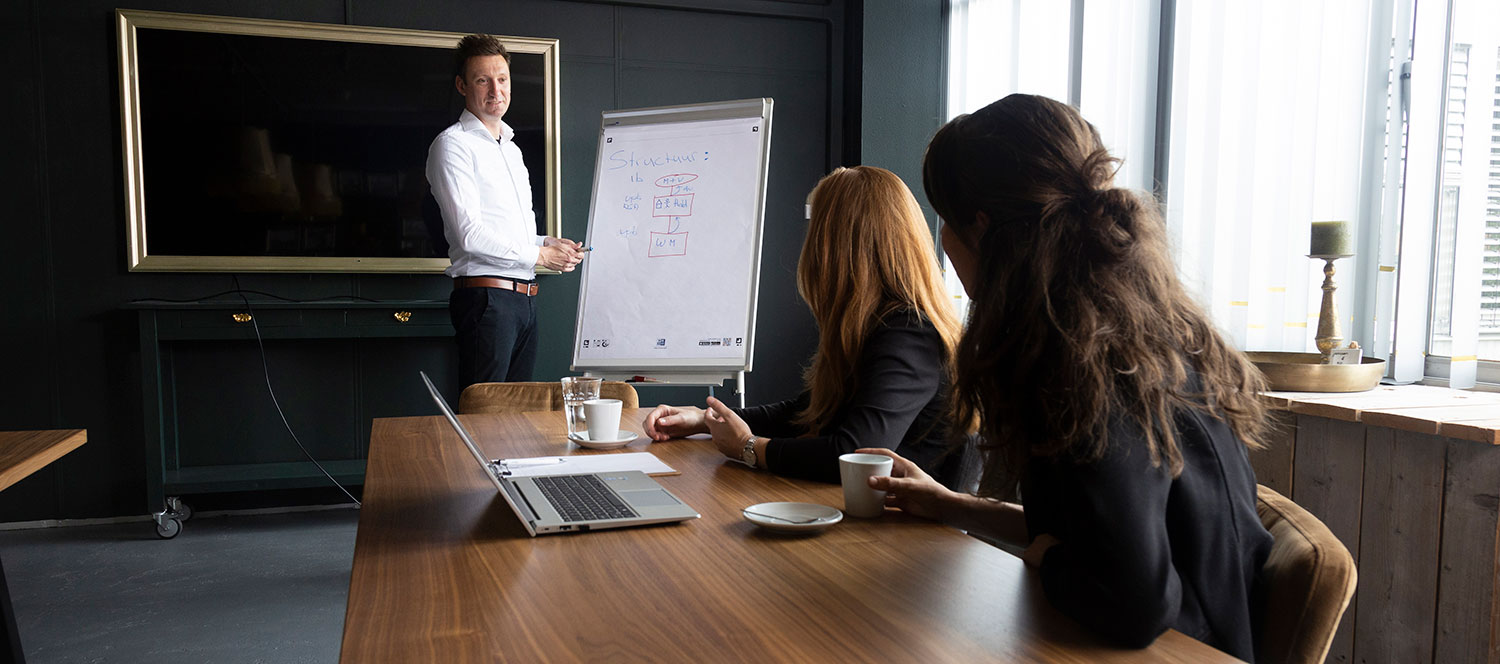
[740,435,758,468]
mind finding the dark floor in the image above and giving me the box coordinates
[0,508,358,664]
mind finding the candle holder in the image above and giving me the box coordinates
[1245,224,1382,392]
[1310,252,1352,362]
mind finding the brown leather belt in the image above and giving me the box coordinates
[453,276,539,296]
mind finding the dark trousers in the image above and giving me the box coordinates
[450,285,538,388]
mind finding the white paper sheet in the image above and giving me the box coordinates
[497,452,678,477]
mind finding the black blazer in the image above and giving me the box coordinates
[1021,401,1273,661]
[733,311,956,485]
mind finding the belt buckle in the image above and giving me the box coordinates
[524,283,538,296]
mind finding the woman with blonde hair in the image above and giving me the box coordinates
[642,166,964,484]
[864,94,1272,660]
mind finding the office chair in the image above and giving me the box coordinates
[457,381,640,414]
[1255,485,1358,664]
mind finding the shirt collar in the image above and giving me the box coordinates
[459,109,514,143]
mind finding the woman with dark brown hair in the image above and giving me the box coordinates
[864,94,1272,660]
[641,166,964,485]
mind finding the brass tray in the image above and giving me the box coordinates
[1247,351,1385,393]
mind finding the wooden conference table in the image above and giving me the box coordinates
[0,429,88,664]
[342,410,1234,663]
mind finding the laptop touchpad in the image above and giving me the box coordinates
[622,489,681,507]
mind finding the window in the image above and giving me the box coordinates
[1415,0,1500,387]
[945,0,1500,388]
[1163,1,1383,353]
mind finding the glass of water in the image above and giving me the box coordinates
[560,376,602,438]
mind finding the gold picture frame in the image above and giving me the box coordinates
[117,9,562,273]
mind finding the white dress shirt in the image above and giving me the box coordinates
[427,109,544,279]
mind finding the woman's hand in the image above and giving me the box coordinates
[641,404,708,441]
[703,397,753,460]
[857,447,956,522]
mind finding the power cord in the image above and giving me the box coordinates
[232,276,362,507]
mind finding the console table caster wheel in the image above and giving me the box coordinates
[168,496,192,522]
[155,517,181,539]
[153,497,191,539]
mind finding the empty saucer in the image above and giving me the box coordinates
[567,430,638,449]
[741,502,842,533]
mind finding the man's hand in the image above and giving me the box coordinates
[538,237,584,271]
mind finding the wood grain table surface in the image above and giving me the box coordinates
[341,409,1236,663]
[0,430,87,492]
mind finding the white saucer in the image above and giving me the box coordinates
[741,502,843,533]
[567,430,638,449]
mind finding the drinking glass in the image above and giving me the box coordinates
[560,377,602,437]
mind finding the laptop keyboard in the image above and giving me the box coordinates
[533,475,639,523]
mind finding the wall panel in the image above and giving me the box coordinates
[2,0,855,520]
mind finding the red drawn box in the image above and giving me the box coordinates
[648,232,689,257]
[651,193,695,218]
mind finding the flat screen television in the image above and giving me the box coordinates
[116,10,561,273]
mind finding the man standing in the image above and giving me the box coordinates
[428,34,584,387]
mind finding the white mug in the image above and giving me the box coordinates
[582,398,623,441]
[838,453,894,518]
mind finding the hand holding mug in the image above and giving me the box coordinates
[857,448,954,522]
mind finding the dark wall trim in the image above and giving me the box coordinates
[1152,0,1175,199]
[840,0,862,165]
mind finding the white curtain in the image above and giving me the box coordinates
[1080,0,1160,194]
[1164,1,1377,352]
[946,0,1071,117]
[944,0,1157,318]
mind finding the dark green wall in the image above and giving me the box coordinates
[2,0,879,521]
[861,0,946,229]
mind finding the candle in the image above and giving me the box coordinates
[1309,221,1354,257]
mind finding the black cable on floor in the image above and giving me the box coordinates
[232,276,362,508]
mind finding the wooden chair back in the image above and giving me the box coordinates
[457,381,640,414]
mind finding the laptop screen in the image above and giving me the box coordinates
[419,372,505,492]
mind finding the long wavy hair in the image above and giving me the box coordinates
[794,166,963,432]
[922,94,1267,498]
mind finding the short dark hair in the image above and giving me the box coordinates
[453,34,510,79]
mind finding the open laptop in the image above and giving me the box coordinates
[420,372,699,536]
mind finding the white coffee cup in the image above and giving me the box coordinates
[838,453,894,518]
[582,398,623,441]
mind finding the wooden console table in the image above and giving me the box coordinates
[131,300,452,538]
[0,429,88,663]
[1248,385,1500,663]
